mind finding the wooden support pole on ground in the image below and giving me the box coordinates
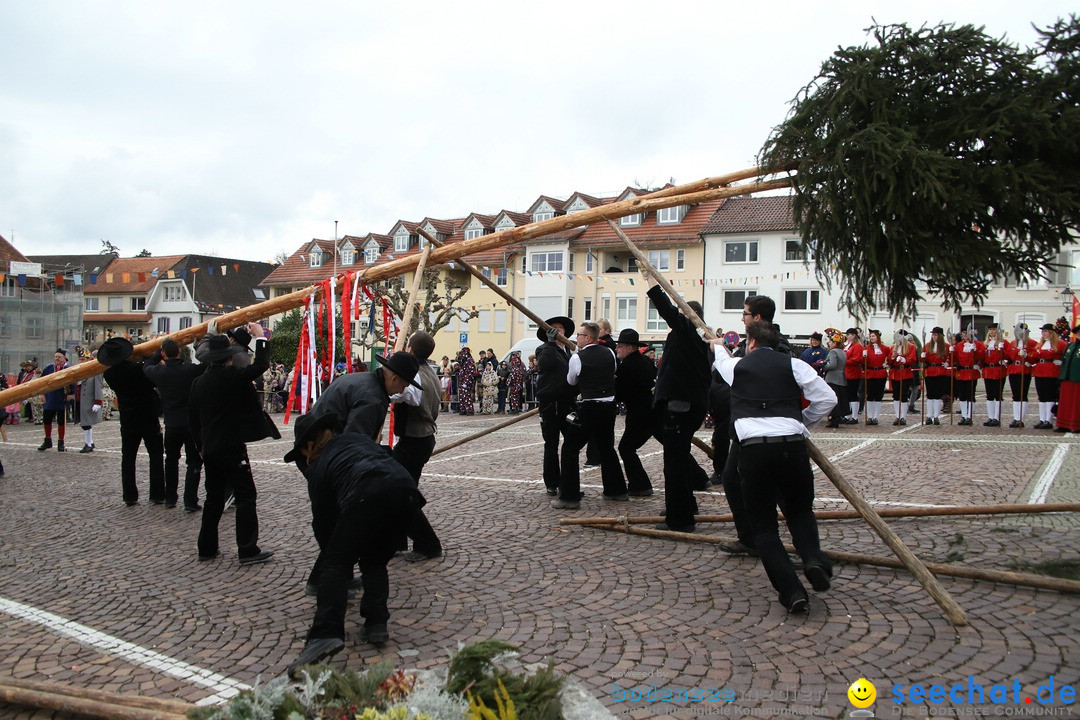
[579,523,1080,595]
[392,242,434,353]
[690,435,714,459]
[0,170,790,409]
[611,220,969,626]
[414,227,577,352]
[430,407,540,456]
[557,501,1080,526]
[0,679,191,720]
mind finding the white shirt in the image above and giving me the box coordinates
[715,349,837,441]
[389,384,422,407]
[566,344,615,402]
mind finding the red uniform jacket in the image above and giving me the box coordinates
[844,342,864,380]
[981,339,1007,381]
[1004,339,1039,376]
[1033,339,1067,379]
[952,341,984,381]
[863,343,888,379]
[888,344,917,382]
[922,347,951,378]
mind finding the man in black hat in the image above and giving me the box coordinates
[143,338,207,510]
[188,323,275,564]
[533,316,576,496]
[306,351,421,439]
[38,348,75,452]
[614,328,656,496]
[799,332,828,372]
[100,338,166,505]
[284,412,423,677]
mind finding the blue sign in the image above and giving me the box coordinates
[459,333,469,344]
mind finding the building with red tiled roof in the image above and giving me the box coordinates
[81,255,186,342]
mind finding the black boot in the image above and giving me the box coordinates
[37,437,52,451]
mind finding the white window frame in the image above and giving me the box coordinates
[157,317,171,334]
[569,253,575,272]
[364,246,379,264]
[602,295,611,321]
[130,297,146,311]
[493,309,507,333]
[615,295,638,331]
[658,206,683,224]
[724,240,759,264]
[783,289,821,312]
[646,304,668,332]
[567,298,574,320]
[341,248,356,265]
[627,256,638,273]
[530,252,564,273]
[309,251,323,268]
[676,249,685,271]
[647,250,670,272]
[784,239,809,262]
[394,233,410,252]
[723,290,757,311]
[25,317,43,339]
[584,298,593,321]
[586,253,595,273]
[478,309,491,332]
[533,211,553,223]
[1,278,16,297]
[108,297,123,312]
[620,213,641,226]
[465,227,483,241]
[85,297,100,311]
[163,285,184,302]
[496,268,508,287]
[179,316,193,330]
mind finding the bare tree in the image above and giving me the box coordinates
[354,267,478,350]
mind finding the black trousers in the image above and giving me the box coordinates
[164,425,202,508]
[1035,377,1060,402]
[890,378,913,402]
[560,401,626,500]
[198,449,261,559]
[309,488,419,640]
[925,375,948,400]
[738,439,829,604]
[827,383,847,425]
[864,378,886,402]
[120,418,165,504]
[655,401,706,529]
[1008,374,1032,401]
[538,399,572,492]
[618,406,655,494]
[983,378,1004,401]
[955,378,978,403]
[393,434,441,556]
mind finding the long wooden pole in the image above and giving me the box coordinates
[611,219,969,626]
[558,502,1080,526]
[581,524,1080,595]
[430,407,540,456]
[0,683,188,720]
[414,227,577,352]
[392,242,434,353]
[0,171,789,409]
[0,677,194,715]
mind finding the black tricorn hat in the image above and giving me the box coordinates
[283,412,340,464]
[97,338,134,367]
[197,335,245,364]
[537,316,574,343]
[228,327,252,349]
[810,332,823,341]
[987,323,999,329]
[615,328,648,347]
[931,326,944,334]
[845,327,859,336]
[375,351,422,389]
[1040,323,1055,331]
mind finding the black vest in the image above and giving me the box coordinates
[577,343,616,400]
[729,349,802,423]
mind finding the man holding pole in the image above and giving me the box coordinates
[714,320,836,613]
[534,315,576,497]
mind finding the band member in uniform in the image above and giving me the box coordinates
[862,330,888,425]
[552,322,627,508]
[888,331,917,425]
[921,327,951,425]
[534,316,576,496]
[38,349,75,452]
[1033,323,1067,429]
[842,328,864,423]
[1005,324,1038,427]
[952,329,984,426]
[981,324,1007,427]
[614,328,656,496]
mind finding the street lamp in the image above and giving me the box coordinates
[1061,286,1074,312]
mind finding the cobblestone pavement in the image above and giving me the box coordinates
[1,404,1078,719]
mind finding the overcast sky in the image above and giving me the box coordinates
[1,1,1072,264]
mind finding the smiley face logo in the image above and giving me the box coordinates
[847,678,876,708]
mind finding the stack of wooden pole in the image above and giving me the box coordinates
[0,677,194,720]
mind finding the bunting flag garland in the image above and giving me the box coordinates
[55,273,64,285]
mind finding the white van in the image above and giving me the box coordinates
[501,337,543,363]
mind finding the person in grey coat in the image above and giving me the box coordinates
[822,332,848,428]
[77,351,104,453]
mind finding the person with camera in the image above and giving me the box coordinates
[551,322,627,509]
[534,316,576,496]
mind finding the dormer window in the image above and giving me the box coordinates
[394,233,410,252]
[309,251,324,268]
[341,248,355,265]
[620,213,641,226]
[464,222,483,240]
[364,245,379,264]
[658,206,685,224]
[533,211,553,223]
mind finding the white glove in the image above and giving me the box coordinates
[1001,360,1009,366]
[964,342,975,352]
[973,364,980,370]
[920,352,927,359]
[896,356,906,364]
[1054,360,1062,366]
[1019,349,1027,358]
[862,349,868,357]
[91,404,101,413]
[208,319,221,336]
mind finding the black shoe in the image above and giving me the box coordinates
[165,502,177,509]
[288,637,345,678]
[238,550,274,565]
[79,444,94,453]
[545,487,558,496]
[125,500,138,507]
[898,418,907,425]
[57,440,65,452]
[550,498,581,510]
[628,489,654,497]
[826,422,841,429]
[654,522,696,533]
[925,418,935,425]
[603,493,630,501]
[805,563,832,592]
[304,582,356,599]
[784,594,809,613]
[403,550,442,563]
[933,418,941,425]
[184,505,202,513]
[718,540,757,556]
[198,551,221,561]
[360,623,389,645]
[37,438,52,451]
[1054,426,1069,433]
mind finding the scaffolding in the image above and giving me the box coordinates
[0,280,84,377]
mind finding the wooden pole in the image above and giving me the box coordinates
[0,172,791,409]
[557,502,1080,526]
[612,221,969,626]
[392,242,434,353]
[430,407,540,456]
[0,683,188,720]
[690,435,714,459]
[0,677,194,714]
[414,227,577,352]
[581,524,1080,595]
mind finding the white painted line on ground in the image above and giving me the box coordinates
[825,439,876,463]
[0,596,249,706]
[890,423,923,436]
[426,440,546,464]
[1028,443,1071,504]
